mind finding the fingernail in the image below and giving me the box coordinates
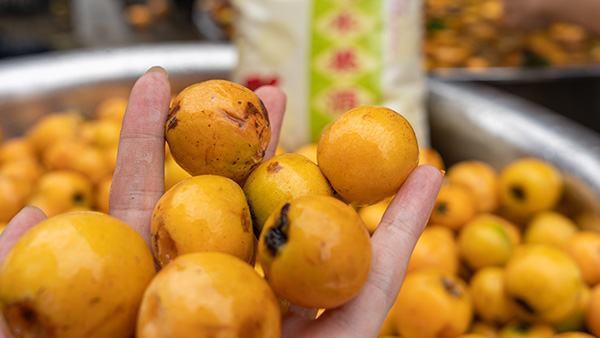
[145,66,168,78]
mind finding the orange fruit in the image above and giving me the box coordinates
[429,183,478,231]
[43,140,112,185]
[358,198,392,235]
[26,111,84,156]
[0,211,155,338]
[552,333,596,338]
[0,158,44,183]
[317,105,419,206]
[243,153,333,234]
[407,225,459,275]
[498,321,555,338]
[258,195,371,309]
[391,269,473,338]
[457,213,521,270]
[0,175,31,222]
[80,119,121,149]
[504,244,583,324]
[165,79,271,183]
[562,231,600,286]
[446,160,499,213]
[468,320,499,337]
[294,143,318,164]
[94,175,112,214]
[418,146,445,171]
[164,155,192,191]
[469,267,515,325]
[0,137,36,164]
[27,170,93,218]
[524,211,578,248]
[498,158,563,219]
[95,96,128,122]
[586,284,600,337]
[136,252,281,338]
[151,175,255,267]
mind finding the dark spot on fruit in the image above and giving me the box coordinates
[440,276,463,298]
[255,122,259,129]
[258,98,270,126]
[167,116,178,130]
[267,162,283,173]
[238,101,242,104]
[167,102,180,120]
[221,109,246,128]
[155,223,178,267]
[265,203,291,256]
[4,300,55,337]
[435,202,448,215]
[73,192,85,205]
[144,293,161,324]
[514,322,532,333]
[90,297,101,305]
[513,297,536,314]
[510,185,526,202]
[241,208,251,233]
[240,317,263,337]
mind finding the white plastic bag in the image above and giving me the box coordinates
[232,0,428,151]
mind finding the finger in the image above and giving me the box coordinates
[109,67,171,248]
[255,85,286,160]
[282,164,443,337]
[0,206,47,266]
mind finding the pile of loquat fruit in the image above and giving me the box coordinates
[0,78,598,338]
[359,149,600,338]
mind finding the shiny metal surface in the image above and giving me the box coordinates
[430,65,600,83]
[428,79,600,213]
[1,42,599,212]
[0,42,235,138]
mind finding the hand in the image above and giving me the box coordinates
[0,67,442,337]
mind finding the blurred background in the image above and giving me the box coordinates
[1,0,600,132]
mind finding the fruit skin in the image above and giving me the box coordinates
[469,267,515,325]
[407,225,459,276]
[418,147,445,171]
[586,283,600,337]
[562,231,600,286]
[0,175,31,222]
[504,244,583,324]
[294,143,318,164]
[498,158,563,219]
[498,321,555,338]
[151,175,254,267]
[446,160,499,213]
[553,284,590,333]
[0,211,156,338]
[243,153,333,234]
[552,332,597,338]
[317,105,419,206]
[137,252,281,338]
[391,269,473,338]
[258,195,372,309]
[27,170,93,218]
[358,199,392,235]
[164,154,192,191]
[457,214,521,271]
[26,111,84,156]
[429,183,478,231]
[523,211,578,248]
[165,79,271,183]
